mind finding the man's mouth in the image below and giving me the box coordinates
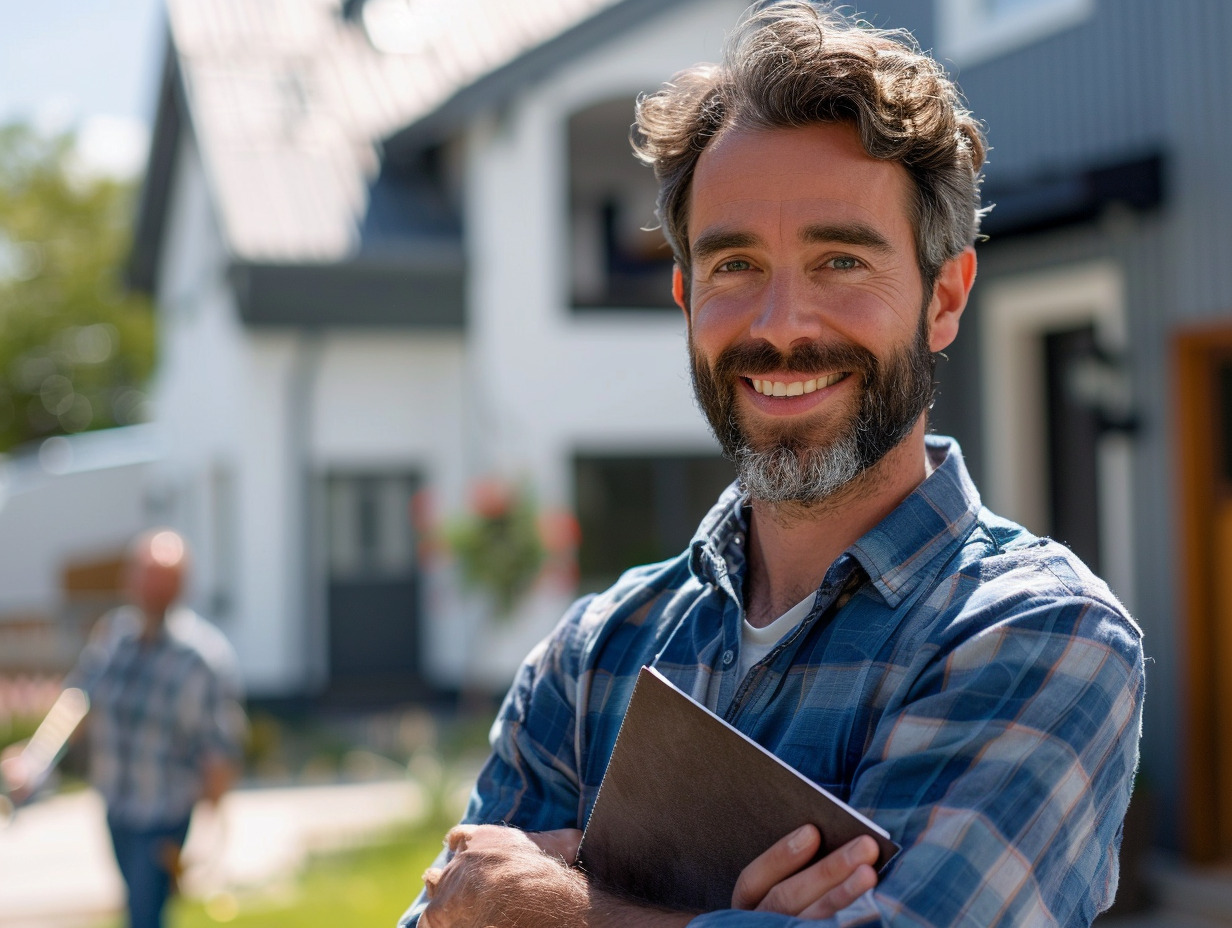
[746,371,848,397]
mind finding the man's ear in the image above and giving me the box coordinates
[927,247,977,353]
[672,264,688,320]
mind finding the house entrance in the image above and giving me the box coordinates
[1044,324,1103,572]
[1176,329,1232,860]
[979,262,1133,600]
[323,471,424,702]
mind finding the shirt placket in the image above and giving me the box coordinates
[722,561,863,728]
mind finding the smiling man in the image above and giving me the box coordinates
[404,4,1144,927]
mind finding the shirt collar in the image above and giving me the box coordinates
[849,434,982,606]
[688,435,982,607]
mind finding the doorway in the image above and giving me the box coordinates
[979,261,1133,600]
[323,471,425,702]
[1176,328,1232,860]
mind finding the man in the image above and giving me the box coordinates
[3,529,245,928]
[406,3,1144,925]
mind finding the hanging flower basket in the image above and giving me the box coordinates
[442,479,578,617]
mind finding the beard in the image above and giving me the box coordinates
[690,313,936,506]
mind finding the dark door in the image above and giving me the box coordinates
[1044,324,1103,572]
[325,472,424,702]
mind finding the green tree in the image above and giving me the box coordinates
[0,122,154,453]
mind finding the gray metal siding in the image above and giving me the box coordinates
[925,0,1232,844]
[959,0,1232,323]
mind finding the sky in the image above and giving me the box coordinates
[0,0,165,178]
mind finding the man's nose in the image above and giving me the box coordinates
[747,272,824,353]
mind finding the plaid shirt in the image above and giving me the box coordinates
[68,606,245,827]
[402,436,1144,927]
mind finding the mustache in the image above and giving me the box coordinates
[708,340,878,381]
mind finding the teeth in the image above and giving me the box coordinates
[751,372,845,396]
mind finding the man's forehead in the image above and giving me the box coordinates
[687,124,916,247]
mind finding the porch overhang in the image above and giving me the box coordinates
[981,151,1166,240]
[228,248,465,329]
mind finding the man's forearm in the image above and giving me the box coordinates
[420,825,697,928]
[583,882,695,928]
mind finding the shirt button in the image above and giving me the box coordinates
[722,649,735,666]
[733,533,744,545]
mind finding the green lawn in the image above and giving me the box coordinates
[93,810,458,928]
[178,813,454,928]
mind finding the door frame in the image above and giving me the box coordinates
[1175,324,1232,860]
[978,260,1135,608]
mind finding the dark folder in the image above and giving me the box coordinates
[576,665,899,912]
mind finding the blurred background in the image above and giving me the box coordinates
[1,0,1231,924]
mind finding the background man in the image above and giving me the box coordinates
[405,3,1144,925]
[2,529,245,928]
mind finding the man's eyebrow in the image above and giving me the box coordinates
[691,229,762,263]
[800,222,894,252]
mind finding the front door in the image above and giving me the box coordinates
[324,471,424,702]
[1176,328,1232,861]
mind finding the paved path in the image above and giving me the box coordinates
[0,779,426,928]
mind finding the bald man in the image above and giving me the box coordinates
[7,530,245,928]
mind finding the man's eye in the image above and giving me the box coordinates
[829,256,862,270]
[717,259,752,273]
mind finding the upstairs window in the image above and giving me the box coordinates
[569,98,676,311]
[938,0,1094,68]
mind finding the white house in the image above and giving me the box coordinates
[125,0,748,701]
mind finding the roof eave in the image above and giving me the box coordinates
[126,33,184,295]
[228,246,466,329]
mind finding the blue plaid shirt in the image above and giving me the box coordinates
[403,436,1144,926]
[69,606,245,827]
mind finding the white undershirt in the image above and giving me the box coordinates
[738,591,816,681]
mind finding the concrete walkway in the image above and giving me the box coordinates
[0,779,426,928]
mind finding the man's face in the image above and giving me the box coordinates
[679,122,946,505]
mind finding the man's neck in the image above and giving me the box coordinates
[139,607,169,643]
[743,426,933,628]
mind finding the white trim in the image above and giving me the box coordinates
[937,0,1095,69]
[979,260,1135,610]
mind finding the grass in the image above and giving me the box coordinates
[117,809,460,928]
[83,709,494,928]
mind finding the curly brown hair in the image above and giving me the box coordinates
[632,1,987,301]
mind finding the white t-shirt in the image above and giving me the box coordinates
[738,592,816,681]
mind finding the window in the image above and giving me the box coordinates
[574,453,736,592]
[569,98,676,311]
[937,0,1094,68]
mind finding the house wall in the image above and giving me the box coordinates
[935,0,1232,848]
[464,0,748,502]
[0,428,156,622]
[440,0,752,681]
[152,127,483,696]
[152,130,314,696]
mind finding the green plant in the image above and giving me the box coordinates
[443,479,547,616]
[0,123,155,452]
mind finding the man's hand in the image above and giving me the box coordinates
[732,826,879,919]
[199,755,238,806]
[421,824,589,928]
[0,743,33,804]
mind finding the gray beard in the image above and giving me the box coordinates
[733,428,864,504]
[689,312,935,506]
